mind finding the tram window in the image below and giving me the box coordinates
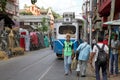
[59,25,76,34]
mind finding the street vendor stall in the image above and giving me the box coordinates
[0,14,15,59]
[104,19,120,72]
[0,14,24,60]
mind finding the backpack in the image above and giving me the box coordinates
[96,44,107,65]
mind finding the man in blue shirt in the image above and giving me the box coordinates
[76,38,92,77]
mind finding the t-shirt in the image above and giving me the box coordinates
[63,41,73,56]
[103,39,108,45]
[92,43,109,62]
[111,39,119,54]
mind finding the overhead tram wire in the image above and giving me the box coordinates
[37,0,82,15]
[39,0,82,12]
[40,0,49,6]
[53,5,82,12]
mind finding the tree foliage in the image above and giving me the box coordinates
[0,0,7,13]
[19,11,33,15]
[52,10,61,19]
[40,17,48,33]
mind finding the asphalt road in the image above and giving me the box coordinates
[0,48,119,80]
[0,48,91,80]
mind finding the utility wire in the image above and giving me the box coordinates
[38,0,82,11]
[54,5,82,12]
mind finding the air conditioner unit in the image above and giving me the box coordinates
[63,12,75,19]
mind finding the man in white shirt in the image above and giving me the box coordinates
[89,37,109,80]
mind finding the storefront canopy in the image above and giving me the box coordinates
[104,19,120,26]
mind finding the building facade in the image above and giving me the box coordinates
[5,0,19,17]
[0,0,19,29]
[92,0,103,39]
[19,15,50,31]
[92,0,120,38]
[19,5,54,31]
[98,0,120,27]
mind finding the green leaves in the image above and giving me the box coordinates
[19,11,32,15]
[40,17,48,33]
[52,10,61,19]
[0,0,7,12]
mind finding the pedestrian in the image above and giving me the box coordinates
[75,38,83,76]
[62,33,74,75]
[103,33,109,77]
[44,35,49,48]
[89,37,109,80]
[76,37,92,77]
[110,34,119,77]
[92,37,97,49]
[103,33,109,45]
[50,36,53,49]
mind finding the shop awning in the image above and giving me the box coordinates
[103,19,120,26]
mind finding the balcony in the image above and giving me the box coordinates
[98,0,111,17]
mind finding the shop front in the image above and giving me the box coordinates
[104,19,120,71]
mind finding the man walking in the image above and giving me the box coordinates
[90,37,109,80]
[76,38,92,77]
[62,33,74,75]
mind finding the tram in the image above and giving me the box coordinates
[53,12,84,57]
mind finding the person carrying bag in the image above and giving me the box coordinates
[75,38,92,77]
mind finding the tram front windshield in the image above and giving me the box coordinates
[59,25,76,34]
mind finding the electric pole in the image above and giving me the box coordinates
[89,0,92,46]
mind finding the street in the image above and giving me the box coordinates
[0,0,120,80]
[0,48,119,80]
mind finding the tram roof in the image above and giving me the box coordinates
[54,18,83,23]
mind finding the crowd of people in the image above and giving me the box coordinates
[62,33,119,80]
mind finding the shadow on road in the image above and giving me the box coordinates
[57,58,64,60]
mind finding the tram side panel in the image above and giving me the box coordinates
[53,39,64,57]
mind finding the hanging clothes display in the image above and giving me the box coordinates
[19,28,26,50]
[25,30,30,51]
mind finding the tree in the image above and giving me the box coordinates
[0,0,7,13]
[52,10,61,19]
[40,17,48,33]
[19,11,33,15]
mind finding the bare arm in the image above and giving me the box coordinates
[62,48,64,58]
[89,52,95,64]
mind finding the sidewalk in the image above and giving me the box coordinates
[82,63,120,80]
[108,73,120,80]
